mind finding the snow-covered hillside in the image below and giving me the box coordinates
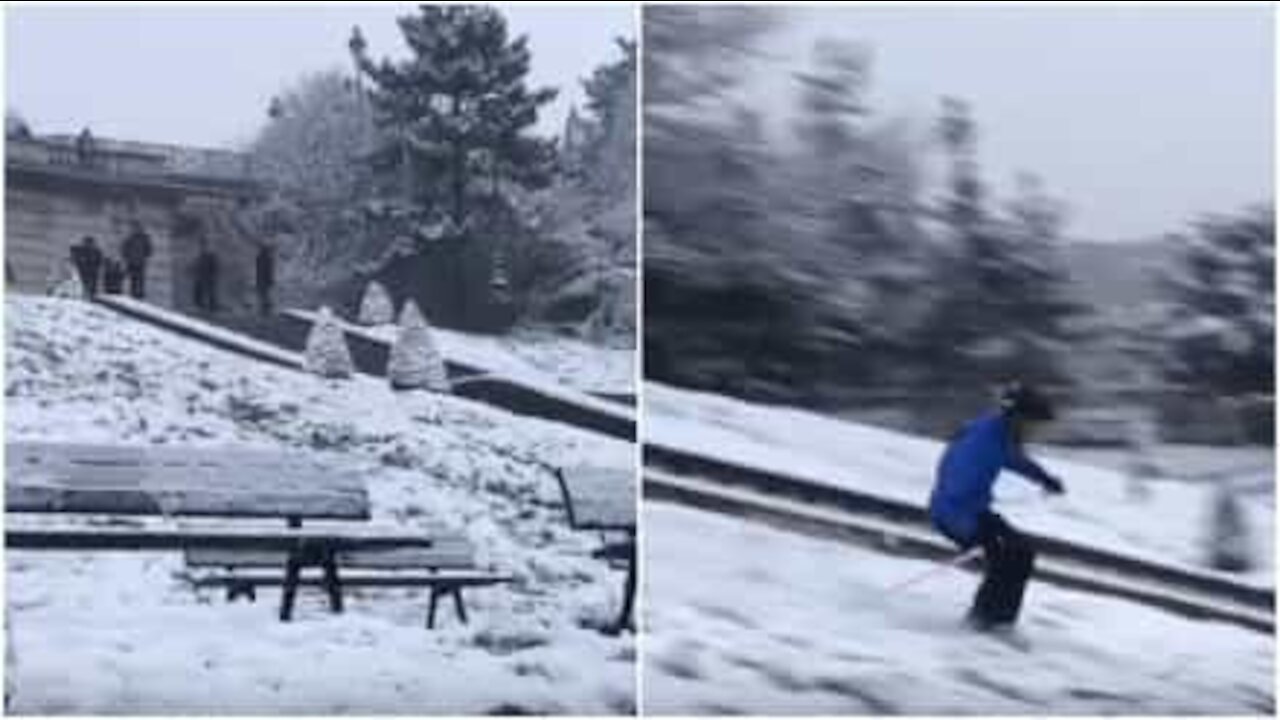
[646,382,1274,586]
[645,502,1273,714]
[5,297,635,714]
[287,308,635,397]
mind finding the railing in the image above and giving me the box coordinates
[6,137,256,188]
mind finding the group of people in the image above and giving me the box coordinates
[68,222,276,316]
[68,222,153,300]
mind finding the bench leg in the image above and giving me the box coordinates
[279,553,302,622]
[321,553,344,614]
[426,588,442,630]
[607,537,637,636]
[227,580,256,603]
[451,587,468,625]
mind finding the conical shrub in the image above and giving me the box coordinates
[304,306,355,379]
[387,300,450,392]
[357,281,395,326]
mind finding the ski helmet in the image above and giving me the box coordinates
[998,381,1055,421]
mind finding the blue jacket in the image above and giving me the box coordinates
[929,411,1054,544]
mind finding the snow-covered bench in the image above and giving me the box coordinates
[554,467,636,634]
[182,536,513,628]
[6,442,512,627]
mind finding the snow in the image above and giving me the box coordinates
[646,382,1274,587]
[644,501,1274,714]
[103,295,306,369]
[287,309,635,419]
[5,297,635,714]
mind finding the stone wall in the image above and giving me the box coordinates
[6,184,178,307]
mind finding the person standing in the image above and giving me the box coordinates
[255,242,276,316]
[68,236,104,298]
[121,221,153,299]
[192,242,221,313]
[928,381,1065,631]
[102,256,125,295]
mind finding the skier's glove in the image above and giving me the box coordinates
[1041,475,1065,495]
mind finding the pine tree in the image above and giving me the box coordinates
[1159,205,1274,398]
[919,99,1078,394]
[357,280,395,325]
[387,300,450,392]
[304,306,355,379]
[353,6,557,238]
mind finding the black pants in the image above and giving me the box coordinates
[949,512,1036,626]
[75,264,100,298]
[126,264,147,299]
[257,285,273,316]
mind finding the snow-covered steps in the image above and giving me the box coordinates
[92,298,634,441]
[96,296,306,370]
[645,445,1274,634]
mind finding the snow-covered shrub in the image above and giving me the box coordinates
[357,281,395,326]
[303,306,354,379]
[387,300,450,392]
[1205,483,1253,572]
[47,262,84,300]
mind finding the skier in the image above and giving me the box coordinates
[928,381,1065,630]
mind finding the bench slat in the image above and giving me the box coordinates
[185,544,477,570]
[6,526,437,551]
[189,572,512,588]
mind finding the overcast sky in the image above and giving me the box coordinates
[7,3,634,148]
[754,5,1273,241]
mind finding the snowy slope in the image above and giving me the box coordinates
[644,502,1273,715]
[286,309,635,397]
[5,297,635,714]
[646,382,1274,587]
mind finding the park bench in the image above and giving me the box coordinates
[6,441,510,626]
[181,535,513,628]
[554,466,636,634]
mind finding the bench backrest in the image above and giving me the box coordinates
[555,467,635,531]
[6,442,370,520]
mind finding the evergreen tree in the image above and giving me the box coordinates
[357,280,395,325]
[353,6,557,239]
[1159,205,1274,398]
[919,99,1077,397]
[792,38,871,190]
[304,306,355,379]
[581,38,637,200]
[387,300,450,392]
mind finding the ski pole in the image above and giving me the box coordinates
[885,545,984,593]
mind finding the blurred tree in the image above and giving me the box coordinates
[918,99,1078,406]
[1206,483,1253,573]
[792,39,871,189]
[1158,205,1274,399]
